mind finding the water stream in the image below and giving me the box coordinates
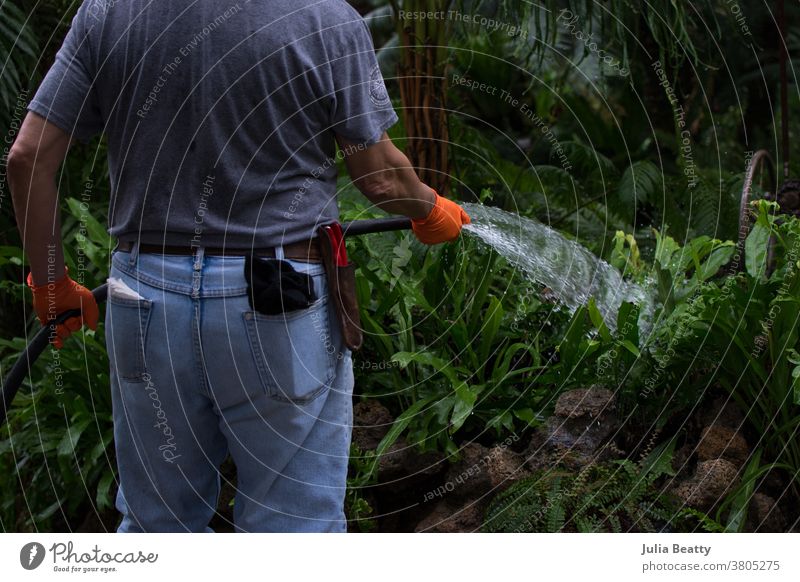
[460,203,651,330]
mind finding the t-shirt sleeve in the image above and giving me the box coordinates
[27,3,104,143]
[328,18,398,146]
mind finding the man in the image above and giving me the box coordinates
[9,0,469,532]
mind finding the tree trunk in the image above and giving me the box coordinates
[395,1,451,197]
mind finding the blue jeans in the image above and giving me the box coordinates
[105,243,354,532]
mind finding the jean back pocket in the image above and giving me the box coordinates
[106,294,153,382]
[243,295,336,405]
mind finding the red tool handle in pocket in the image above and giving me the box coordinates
[322,222,349,266]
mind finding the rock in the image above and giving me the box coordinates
[413,441,530,532]
[671,443,694,475]
[414,499,485,532]
[440,443,491,493]
[671,481,701,509]
[694,458,740,491]
[520,389,621,472]
[746,493,785,532]
[351,400,394,451]
[377,438,444,482]
[697,395,746,432]
[759,466,787,495]
[777,180,800,217]
[543,415,616,455]
[554,387,616,419]
[697,425,749,466]
[436,442,528,501]
[482,444,529,490]
[536,388,618,465]
[351,401,445,493]
[672,459,740,510]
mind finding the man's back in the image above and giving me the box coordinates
[30,0,397,247]
[10,0,467,535]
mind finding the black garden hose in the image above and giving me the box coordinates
[1,285,108,428]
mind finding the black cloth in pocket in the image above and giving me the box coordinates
[244,255,317,315]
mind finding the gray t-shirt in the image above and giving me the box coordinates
[28,0,398,248]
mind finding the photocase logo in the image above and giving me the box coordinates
[20,542,46,570]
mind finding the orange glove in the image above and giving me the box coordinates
[27,267,99,349]
[411,190,471,244]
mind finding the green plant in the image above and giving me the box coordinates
[0,195,114,532]
[481,437,684,532]
[540,299,642,390]
[345,442,378,533]
[662,201,800,497]
[0,328,115,532]
[0,3,38,124]
[395,241,550,427]
[350,230,550,457]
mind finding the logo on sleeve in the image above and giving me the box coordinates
[369,65,390,106]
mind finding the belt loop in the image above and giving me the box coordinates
[192,246,205,297]
[274,245,285,260]
[128,240,140,267]
[193,246,205,271]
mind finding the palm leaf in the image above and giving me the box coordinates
[0,2,39,114]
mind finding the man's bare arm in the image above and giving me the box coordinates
[336,132,437,219]
[8,112,72,285]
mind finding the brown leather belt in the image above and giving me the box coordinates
[116,238,323,262]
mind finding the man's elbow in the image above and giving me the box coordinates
[7,143,37,178]
[353,173,400,203]
[7,143,46,208]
